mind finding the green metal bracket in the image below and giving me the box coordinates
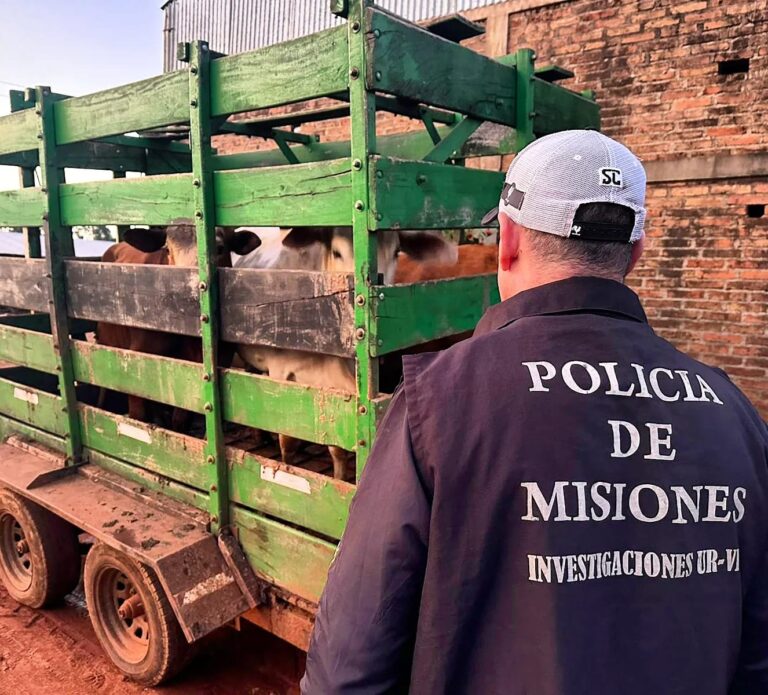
[514,48,536,152]
[188,41,229,533]
[423,116,483,164]
[35,86,83,465]
[348,0,377,480]
[421,112,442,145]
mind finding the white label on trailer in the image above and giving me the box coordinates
[117,422,152,444]
[260,465,312,494]
[13,387,38,405]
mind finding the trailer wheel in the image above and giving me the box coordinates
[84,543,189,686]
[0,488,81,608]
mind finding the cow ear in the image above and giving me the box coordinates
[230,230,262,255]
[281,227,332,249]
[124,227,167,253]
[398,231,458,265]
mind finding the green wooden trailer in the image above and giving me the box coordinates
[0,0,599,685]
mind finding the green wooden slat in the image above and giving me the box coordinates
[373,274,499,355]
[0,325,57,373]
[0,377,65,435]
[229,448,353,541]
[0,108,38,156]
[214,159,352,227]
[232,506,336,604]
[79,406,209,489]
[533,77,600,135]
[59,173,193,226]
[220,368,358,452]
[210,25,348,117]
[369,9,516,126]
[0,188,45,227]
[87,449,210,512]
[371,156,503,230]
[53,71,189,145]
[70,341,205,413]
[79,405,353,539]
[0,414,65,452]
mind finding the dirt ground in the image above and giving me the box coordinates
[0,585,305,694]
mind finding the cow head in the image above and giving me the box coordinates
[124,222,261,267]
[281,227,457,284]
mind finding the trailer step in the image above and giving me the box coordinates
[0,438,257,642]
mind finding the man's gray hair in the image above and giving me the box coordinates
[524,203,636,278]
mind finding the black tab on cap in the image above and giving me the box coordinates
[569,204,635,242]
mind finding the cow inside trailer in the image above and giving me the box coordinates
[0,0,599,685]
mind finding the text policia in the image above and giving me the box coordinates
[517,359,744,585]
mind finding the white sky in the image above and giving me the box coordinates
[0,1,165,191]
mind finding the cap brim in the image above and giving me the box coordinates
[481,207,499,226]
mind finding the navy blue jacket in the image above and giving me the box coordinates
[302,277,768,694]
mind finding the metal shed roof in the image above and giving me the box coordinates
[162,0,502,71]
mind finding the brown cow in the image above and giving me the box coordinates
[379,243,500,393]
[394,242,498,283]
[96,223,260,427]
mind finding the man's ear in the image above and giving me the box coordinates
[626,235,645,276]
[498,213,522,272]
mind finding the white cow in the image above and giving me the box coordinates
[234,226,457,479]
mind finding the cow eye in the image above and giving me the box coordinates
[332,249,343,260]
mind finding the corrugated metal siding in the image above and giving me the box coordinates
[163,0,503,71]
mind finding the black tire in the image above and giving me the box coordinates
[84,543,190,686]
[0,487,81,608]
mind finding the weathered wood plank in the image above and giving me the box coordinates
[232,506,335,604]
[70,341,205,413]
[0,377,65,435]
[53,71,189,144]
[59,174,193,226]
[214,159,352,227]
[0,258,50,311]
[0,109,38,156]
[373,274,499,354]
[0,325,57,373]
[210,26,349,117]
[66,261,200,336]
[220,268,354,356]
[0,188,46,228]
[0,141,150,172]
[371,156,504,229]
[533,77,600,135]
[369,9,516,126]
[220,368,357,452]
[65,263,355,355]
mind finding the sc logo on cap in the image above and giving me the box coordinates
[599,167,623,187]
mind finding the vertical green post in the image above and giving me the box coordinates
[113,170,128,242]
[188,41,229,532]
[9,90,41,258]
[514,48,536,152]
[35,86,83,464]
[347,0,377,480]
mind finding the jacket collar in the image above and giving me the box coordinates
[474,276,648,337]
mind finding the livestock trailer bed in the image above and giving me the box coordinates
[0,0,598,684]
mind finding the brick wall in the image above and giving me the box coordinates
[215,0,768,415]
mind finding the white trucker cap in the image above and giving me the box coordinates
[482,130,647,243]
